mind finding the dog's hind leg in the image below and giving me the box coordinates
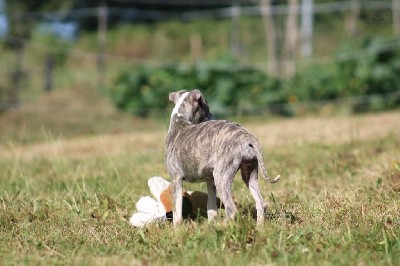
[206,179,218,222]
[214,165,239,221]
[241,161,265,224]
[173,175,184,226]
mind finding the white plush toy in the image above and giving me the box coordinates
[129,176,170,227]
[130,176,222,227]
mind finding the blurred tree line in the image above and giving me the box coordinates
[5,0,375,38]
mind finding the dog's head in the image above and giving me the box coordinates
[169,89,213,123]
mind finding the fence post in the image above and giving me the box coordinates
[345,0,360,37]
[190,33,202,62]
[300,0,313,58]
[394,0,400,36]
[44,55,54,92]
[230,2,241,58]
[10,43,24,107]
[283,0,299,77]
[97,0,107,91]
[261,0,278,76]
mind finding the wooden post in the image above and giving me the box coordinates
[283,0,299,77]
[190,34,202,62]
[345,0,360,37]
[97,0,107,91]
[393,0,400,36]
[230,2,241,58]
[261,0,278,76]
[8,8,26,108]
[300,0,313,58]
[44,55,54,93]
[9,45,23,107]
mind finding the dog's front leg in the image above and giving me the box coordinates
[173,175,183,226]
[206,179,217,222]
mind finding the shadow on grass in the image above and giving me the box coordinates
[162,203,302,225]
[240,204,303,224]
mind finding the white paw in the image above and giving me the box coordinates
[207,210,217,222]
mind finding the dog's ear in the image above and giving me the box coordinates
[169,90,187,103]
[193,89,208,108]
[190,89,202,102]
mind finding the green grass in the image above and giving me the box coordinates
[1,111,399,265]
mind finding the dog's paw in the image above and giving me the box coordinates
[207,210,218,222]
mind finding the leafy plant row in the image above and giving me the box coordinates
[109,37,400,117]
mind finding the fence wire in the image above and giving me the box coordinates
[10,0,394,21]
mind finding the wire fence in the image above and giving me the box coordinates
[9,0,394,21]
[4,33,400,69]
[1,0,399,115]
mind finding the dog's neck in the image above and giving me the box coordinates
[168,92,191,132]
[170,92,189,119]
[168,114,191,136]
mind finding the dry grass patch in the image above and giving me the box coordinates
[0,83,162,144]
[3,111,400,162]
[248,111,400,147]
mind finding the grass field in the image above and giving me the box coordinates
[1,107,400,265]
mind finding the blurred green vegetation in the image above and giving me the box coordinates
[109,63,281,117]
[290,37,400,112]
[109,36,400,117]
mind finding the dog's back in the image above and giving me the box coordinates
[166,119,259,182]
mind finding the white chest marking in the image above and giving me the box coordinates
[171,92,190,119]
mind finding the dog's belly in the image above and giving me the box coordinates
[183,175,211,183]
[182,165,213,183]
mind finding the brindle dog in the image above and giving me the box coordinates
[166,89,280,226]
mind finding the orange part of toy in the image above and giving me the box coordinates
[159,184,174,213]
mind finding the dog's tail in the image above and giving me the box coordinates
[251,140,280,183]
